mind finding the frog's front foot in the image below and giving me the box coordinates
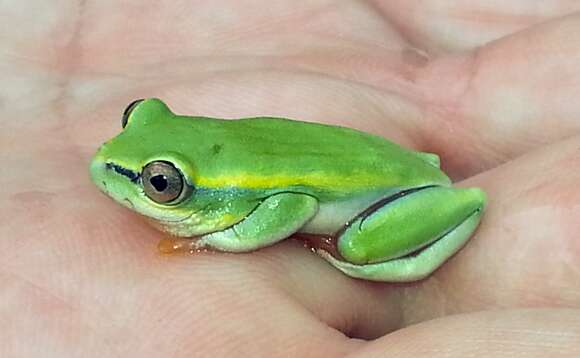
[318,186,486,282]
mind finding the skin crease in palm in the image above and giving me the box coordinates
[1,1,580,357]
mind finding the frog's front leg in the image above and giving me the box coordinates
[191,192,318,253]
[317,186,486,282]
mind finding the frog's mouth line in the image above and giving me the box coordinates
[158,203,213,224]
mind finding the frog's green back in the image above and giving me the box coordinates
[111,99,450,199]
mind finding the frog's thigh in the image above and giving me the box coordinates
[322,186,485,282]
[197,193,318,252]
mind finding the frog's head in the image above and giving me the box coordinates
[89,98,257,237]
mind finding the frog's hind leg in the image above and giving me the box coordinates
[317,186,486,282]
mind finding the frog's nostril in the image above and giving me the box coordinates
[123,198,135,209]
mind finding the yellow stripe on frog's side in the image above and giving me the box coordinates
[196,172,392,191]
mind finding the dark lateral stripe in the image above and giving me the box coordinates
[105,162,140,183]
[335,185,438,237]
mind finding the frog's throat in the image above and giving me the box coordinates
[157,199,261,234]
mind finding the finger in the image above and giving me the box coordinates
[413,13,580,176]
[350,309,580,357]
[398,135,580,326]
[372,0,580,53]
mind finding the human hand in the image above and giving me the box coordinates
[2,1,579,356]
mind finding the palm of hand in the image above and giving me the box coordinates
[2,1,579,356]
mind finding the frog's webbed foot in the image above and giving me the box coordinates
[318,186,486,282]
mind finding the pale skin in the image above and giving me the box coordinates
[2,1,580,357]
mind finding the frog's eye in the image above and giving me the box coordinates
[121,99,144,129]
[142,161,190,204]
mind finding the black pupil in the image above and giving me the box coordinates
[150,175,168,192]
